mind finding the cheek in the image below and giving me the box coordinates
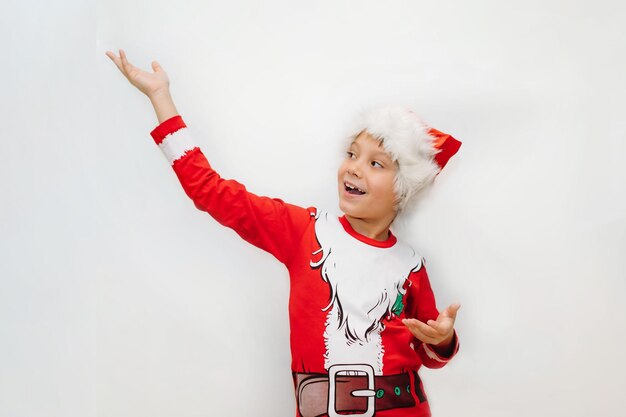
[337,165,345,188]
[376,174,397,203]
[337,161,348,178]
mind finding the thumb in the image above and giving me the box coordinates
[151,60,163,72]
[443,303,461,319]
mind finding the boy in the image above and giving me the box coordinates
[106,49,462,417]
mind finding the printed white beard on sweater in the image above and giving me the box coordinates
[311,211,422,375]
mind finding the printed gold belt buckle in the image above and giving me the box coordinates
[327,364,376,417]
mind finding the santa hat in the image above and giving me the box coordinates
[342,106,462,212]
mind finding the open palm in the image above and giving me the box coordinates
[105,49,170,98]
[402,303,460,346]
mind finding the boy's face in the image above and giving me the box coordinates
[338,130,399,223]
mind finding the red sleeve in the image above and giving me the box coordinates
[150,115,314,266]
[406,261,460,369]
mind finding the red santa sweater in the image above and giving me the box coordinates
[150,115,460,417]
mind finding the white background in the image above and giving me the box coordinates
[1,1,625,416]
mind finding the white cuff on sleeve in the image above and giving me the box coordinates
[422,343,450,363]
[158,128,197,165]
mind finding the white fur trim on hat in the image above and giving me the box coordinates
[341,106,442,213]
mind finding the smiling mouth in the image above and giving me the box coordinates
[344,182,366,195]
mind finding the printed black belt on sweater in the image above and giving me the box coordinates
[293,364,427,417]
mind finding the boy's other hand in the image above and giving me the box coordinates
[402,303,460,348]
[105,49,170,99]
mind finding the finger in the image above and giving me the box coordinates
[429,318,455,338]
[105,51,124,72]
[412,328,442,344]
[427,319,450,334]
[151,60,162,73]
[426,323,454,341]
[403,318,440,339]
[413,319,442,338]
[119,49,133,72]
[110,55,129,77]
[402,320,438,344]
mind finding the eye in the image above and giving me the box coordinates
[346,151,356,159]
[371,160,383,168]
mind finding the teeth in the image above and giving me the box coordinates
[345,182,364,193]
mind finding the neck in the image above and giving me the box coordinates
[344,213,396,241]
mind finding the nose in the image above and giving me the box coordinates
[346,159,362,178]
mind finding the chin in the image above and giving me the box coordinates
[338,199,352,216]
[338,199,348,215]
[338,200,362,219]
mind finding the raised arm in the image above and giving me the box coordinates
[105,49,314,265]
[150,115,313,264]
